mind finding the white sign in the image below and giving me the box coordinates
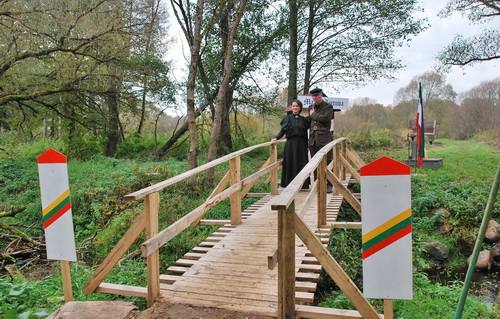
[38,149,77,262]
[360,156,412,300]
[298,95,349,110]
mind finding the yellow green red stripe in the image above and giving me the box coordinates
[42,190,71,229]
[362,208,412,259]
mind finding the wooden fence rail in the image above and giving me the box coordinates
[270,138,385,319]
[83,140,284,306]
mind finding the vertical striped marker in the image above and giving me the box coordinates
[361,156,412,299]
[37,149,77,262]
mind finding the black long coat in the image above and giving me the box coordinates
[274,114,310,188]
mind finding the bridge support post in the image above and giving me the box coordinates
[341,140,347,181]
[270,143,278,195]
[278,201,295,319]
[334,144,341,196]
[229,157,242,225]
[317,157,327,227]
[145,192,160,307]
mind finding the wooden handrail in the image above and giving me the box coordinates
[270,137,383,318]
[85,140,284,307]
[124,140,283,201]
[270,137,348,211]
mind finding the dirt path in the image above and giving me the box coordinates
[126,298,275,319]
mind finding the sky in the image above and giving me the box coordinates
[336,0,500,106]
[167,0,499,109]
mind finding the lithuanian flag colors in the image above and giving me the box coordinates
[360,156,412,299]
[38,149,77,262]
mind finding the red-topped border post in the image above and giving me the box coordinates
[37,149,77,302]
[360,156,413,318]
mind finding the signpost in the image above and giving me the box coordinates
[360,156,413,317]
[37,149,76,302]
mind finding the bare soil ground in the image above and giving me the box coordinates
[126,298,275,319]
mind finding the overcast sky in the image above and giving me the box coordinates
[168,1,499,109]
[336,0,499,106]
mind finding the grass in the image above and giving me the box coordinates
[317,138,499,318]
[1,136,498,318]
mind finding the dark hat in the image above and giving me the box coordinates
[309,87,323,95]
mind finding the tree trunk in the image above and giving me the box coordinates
[105,85,120,157]
[137,87,148,135]
[303,2,315,94]
[287,0,298,103]
[205,0,247,183]
[137,0,161,135]
[219,87,233,154]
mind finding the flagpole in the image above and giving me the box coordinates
[415,82,425,170]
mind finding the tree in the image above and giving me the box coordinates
[170,0,213,171]
[392,71,459,137]
[449,77,500,138]
[437,0,500,66]
[287,0,299,103]
[156,0,287,160]
[394,71,457,105]
[205,0,248,183]
[0,0,175,157]
[296,0,425,93]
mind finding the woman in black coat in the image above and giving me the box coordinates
[272,100,310,189]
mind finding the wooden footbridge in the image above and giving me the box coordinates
[82,138,391,318]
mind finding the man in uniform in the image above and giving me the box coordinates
[308,87,334,193]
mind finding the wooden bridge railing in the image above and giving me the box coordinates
[270,138,387,319]
[82,140,284,306]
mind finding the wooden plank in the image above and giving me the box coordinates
[330,222,362,229]
[182,252,205,260]
[317,158,328,227]
[161,282,277,302]
[278,202,296,318]
[229,157,242,225]
[299,264,322,272]
[145,193,160,307]
[160,290,278,317]
[295,305,365,319]
[296,291,315,303]
[192,247,211,253]
[245,193,271,198]
[166,266,189,274]
[159,274,181,284]
[270,143,278,195]
[96,283,148,298]
[199,219,231,225]
[296,281,317,292]
[82,209,146,294]
[296,272,320,281]
[163,279,279,297]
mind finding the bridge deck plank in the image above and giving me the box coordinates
[159,189,345,317]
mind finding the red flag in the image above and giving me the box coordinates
[415,83,425,168]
